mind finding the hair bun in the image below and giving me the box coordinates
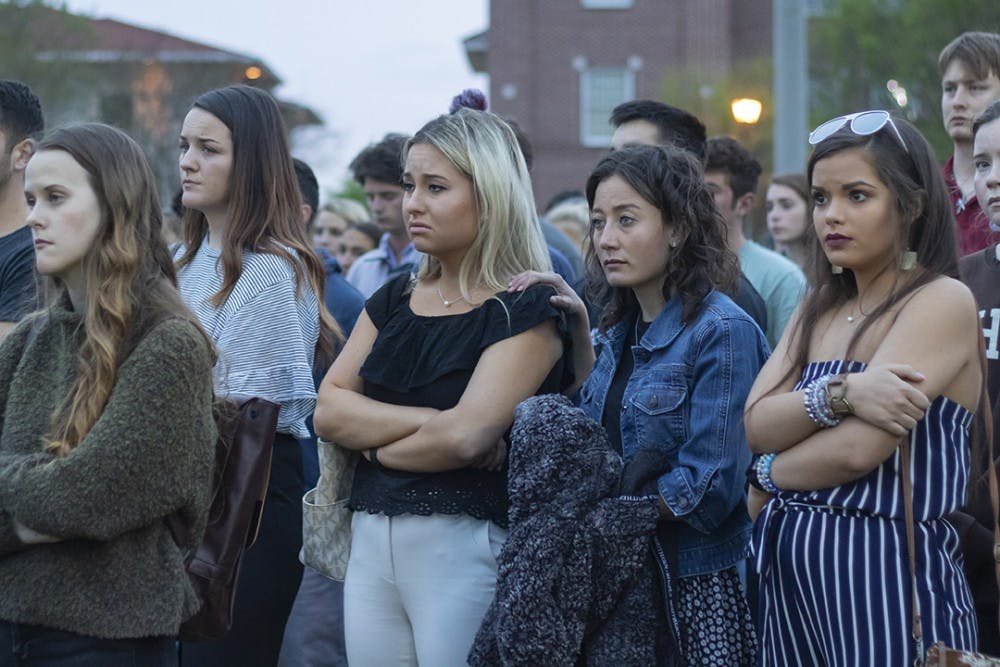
[449,89,488,114]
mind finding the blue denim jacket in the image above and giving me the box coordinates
[578,290,769,577]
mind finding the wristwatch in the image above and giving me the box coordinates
[825,374,853,417]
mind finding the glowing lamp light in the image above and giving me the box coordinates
[731,98,763,124]
[244,66,263,80]
[886,79,908,107]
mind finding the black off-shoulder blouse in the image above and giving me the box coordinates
[349,274,572,527]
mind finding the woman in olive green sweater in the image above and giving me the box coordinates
[0,123,216,666]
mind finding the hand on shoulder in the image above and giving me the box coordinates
[508,270,586,323]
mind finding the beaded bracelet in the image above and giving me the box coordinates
[755,453,780,494]
[804,374,840,428]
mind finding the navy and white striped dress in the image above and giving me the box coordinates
[752,360,978,665]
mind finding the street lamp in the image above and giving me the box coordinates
[731,98,763,124]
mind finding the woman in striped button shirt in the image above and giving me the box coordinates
[173,84,339,667]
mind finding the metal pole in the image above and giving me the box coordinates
[773,0,808,173]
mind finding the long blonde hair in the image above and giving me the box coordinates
[37,123,212,456]
[406,108,551,303]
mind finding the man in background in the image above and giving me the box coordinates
[0,80,43,340]
[938,31,1000,255]
[705,136,806,348]
[345,133,421,298]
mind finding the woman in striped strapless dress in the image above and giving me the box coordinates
[744,111,985,666]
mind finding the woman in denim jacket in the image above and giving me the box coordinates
[511,145,768,665]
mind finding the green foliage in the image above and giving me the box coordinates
[810,0,1000,159]
[327,177,368,211]
[658,56,775,170]
[0,1,98,115]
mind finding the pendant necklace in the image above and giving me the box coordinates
[847,294,873,323]
[436,284,465,308]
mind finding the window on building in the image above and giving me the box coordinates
[581,0,634,8]
[580,68,633,147]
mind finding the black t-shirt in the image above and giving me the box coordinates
[349,274,572,527]
[734,273,767,336]
[960,246,1000,428]
[0,226,37,322]
[602,313,650,455]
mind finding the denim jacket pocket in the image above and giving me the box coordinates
[631,380,687,453]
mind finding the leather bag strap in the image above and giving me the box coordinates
[900,437,925,666]
[972,330,1000,630]
[980,352,1000,634]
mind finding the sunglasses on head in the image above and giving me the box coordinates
[808,110,909,153]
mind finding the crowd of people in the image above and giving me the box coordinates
[1,26,1000,667]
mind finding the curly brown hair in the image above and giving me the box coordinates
[584,145,739,330]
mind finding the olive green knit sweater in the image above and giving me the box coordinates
[0,301,216,639]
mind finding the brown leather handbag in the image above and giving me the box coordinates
[168,397,279,642]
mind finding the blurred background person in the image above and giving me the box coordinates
[346,133,420,298]
[281,158,361,667]
[705,136,807,348]
[0,80,43,341]
[545,194,589,251]
[938,31,1000,254]
[764,173,812,271]
[312,197,368,257]
[336,221,380,275]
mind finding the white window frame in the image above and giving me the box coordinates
[581,0,634,8]
[580,67,635,147]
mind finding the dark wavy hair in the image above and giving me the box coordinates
[781,114,958,371]
[584,145,739,331]
[349,132,408,186]
[609,100,707,164]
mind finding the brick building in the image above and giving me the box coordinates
[464,0,771,208]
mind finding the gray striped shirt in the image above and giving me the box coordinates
[175,244,319,438]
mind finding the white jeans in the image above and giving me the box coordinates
[344,512,506,667]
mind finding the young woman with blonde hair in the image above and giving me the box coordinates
[314,107,572,666]
[0,122,215,665]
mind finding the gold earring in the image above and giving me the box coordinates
[899,250,917,271]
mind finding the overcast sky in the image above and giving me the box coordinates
[64,0,489,194]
